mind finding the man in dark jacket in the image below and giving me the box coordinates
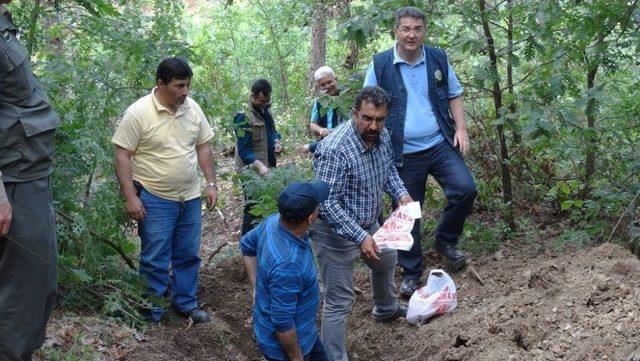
[0,1,60,359]
[364,6,477,297]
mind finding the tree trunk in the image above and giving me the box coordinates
[25,0,42,55]
[479,0,514,226]
[505,0,523,184]
[582,65,599,199]
[343,40,359,71]
[342,1,358,71]
[308,1,328,90]
[506,0,520,144]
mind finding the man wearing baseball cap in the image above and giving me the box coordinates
[241,180,330,361]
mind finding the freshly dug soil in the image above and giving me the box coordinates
[128,240,640,361]
[44,157,640,360]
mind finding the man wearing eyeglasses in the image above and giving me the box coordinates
[311,86,413,361]
[364,6,477,298]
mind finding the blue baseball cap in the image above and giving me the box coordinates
[278,180,330,221]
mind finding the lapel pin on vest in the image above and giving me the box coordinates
[434,69,443,82]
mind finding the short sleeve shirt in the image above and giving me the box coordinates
[111,88,214,201]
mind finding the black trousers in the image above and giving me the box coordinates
[0,177,57,361]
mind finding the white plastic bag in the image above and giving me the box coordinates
[406,269,457,326]
[373,202,421,251]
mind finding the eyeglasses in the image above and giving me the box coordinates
[355,110,386,125]
[397,26,424,35]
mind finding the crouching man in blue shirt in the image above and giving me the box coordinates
[241,181,330,361]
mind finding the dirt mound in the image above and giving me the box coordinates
[126,242,640,361]
[74,158,640,361]
[344,243,640,361]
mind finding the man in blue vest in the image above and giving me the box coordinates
[364,6,477,297]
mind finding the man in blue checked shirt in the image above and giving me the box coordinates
[311,86,413,361]
[241,181,330,361]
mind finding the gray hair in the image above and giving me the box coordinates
[314,66,336,81]
[354,86,390,111]
[394,7,425,28]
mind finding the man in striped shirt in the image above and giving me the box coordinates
[311,86,413,361]
[241,181,330,361]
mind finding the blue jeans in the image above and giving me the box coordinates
[138,189,202,321]
[396,140,477,281]
[263,337,329,361]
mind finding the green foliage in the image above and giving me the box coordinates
[458,221,507,256]
[6,0,196,326]
[552,229,593,252]
[7,0,639,328]
[240,161,315,222]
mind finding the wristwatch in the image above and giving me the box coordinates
[206,182,218,190]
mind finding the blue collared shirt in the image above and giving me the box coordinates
[310,99,339,129]
[240,214,320,360]
[364,44,464,154]
[313,121,408,244]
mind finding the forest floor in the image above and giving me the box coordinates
[36,154,640,361]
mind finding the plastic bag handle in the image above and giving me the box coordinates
[429,269,446,277]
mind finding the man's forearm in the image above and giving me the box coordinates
[242,256,257,291]
[114,151,137,200]
[196,143,217,184]
[385,166,409,202]
[449,96,466,131]
[0,178,7,205]
[309,122,325,137]
[276,329,304,361]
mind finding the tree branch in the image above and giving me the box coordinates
[57,210,138,271]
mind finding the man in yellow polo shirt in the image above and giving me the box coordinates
[112,57,218,324]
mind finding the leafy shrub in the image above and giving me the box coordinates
[240,161,315,222]
[459,221,507,256]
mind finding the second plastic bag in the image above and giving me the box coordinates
[406,269,457,326]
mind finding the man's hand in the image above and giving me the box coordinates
[276,329,304,361]
[320,128,330,138]
[297,144,310,154]
[204,186,218,209]
[126,196,146,221]
[0,201,12,236]
[254,161,270,176]
[360,236,380,262]
[453,128,470,155]
[398,194,414,206]
[274,140,283,154]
